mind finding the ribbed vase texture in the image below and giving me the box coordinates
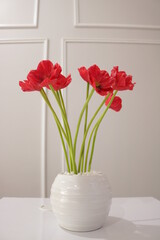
[50,172,112,232]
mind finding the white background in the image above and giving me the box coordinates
[0,0,160,199]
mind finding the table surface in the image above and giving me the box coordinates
[0,197,160,240]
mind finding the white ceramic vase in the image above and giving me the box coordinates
[50,171,112,232]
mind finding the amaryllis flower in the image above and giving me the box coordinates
[78,65,113,96]
[111,66,135,91]
[19,79,41,91]
[105,94,122,112]
[19,60,71,92]
[49,74,72,91]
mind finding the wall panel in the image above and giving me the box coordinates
[74,0,160,29]
[0,0,39,28]
[0,39,47,197]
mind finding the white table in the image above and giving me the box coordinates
[0,197,160,240]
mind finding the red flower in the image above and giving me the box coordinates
[19,79,41,91]
[105,94,122,112]
[19,60,71,92]
[111,66,135,91]
[78,65,113,96]
[49,74,72,91]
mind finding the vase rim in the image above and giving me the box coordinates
[58,171,103,177]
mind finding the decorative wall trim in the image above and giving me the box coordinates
[40,40,48,198]
[0,38,48,197]
[74,0,160,30]
[63,38,160,46]
[0,38,47,45]
[0,0,39,28]
[61,38,68,172]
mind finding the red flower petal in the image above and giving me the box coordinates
[37,60,54,78]
[78,67,90,83]
[105,94,122,112]
[50,74,72,91]
[111,66,135,91]
[78,64,113,96]
[27,70,42,83]
[19,80,41,91]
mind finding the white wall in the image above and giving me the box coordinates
[0,0,160,199]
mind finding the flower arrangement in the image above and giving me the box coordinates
[19,60,135,174]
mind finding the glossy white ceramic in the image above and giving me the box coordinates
[50,172,112,231]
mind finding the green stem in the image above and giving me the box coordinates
[57,90,69,142]
[49,85,77,173]
[73,88,95,161]
[59,90,67,117]
[58,90,73,171]
[84,126,95,172]
[88,90,118,172]
[81,83,89,173]
[78,92,111,172]
[57,91,73,171]
[40,89,70,172]
[40,89,67,140]
[87,126,99,172]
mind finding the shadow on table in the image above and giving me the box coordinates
[66,216,160,240]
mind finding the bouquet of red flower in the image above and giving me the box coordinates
[19,60,135,174]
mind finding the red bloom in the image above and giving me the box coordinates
[78,65,113,96]
[111,66,135,91]
[19,60,71,92]
[19,79,41,91]
[105,94,122,112]
[49,74,72,91]
[78,66,90,83]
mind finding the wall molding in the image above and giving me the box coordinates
[0,0,39,28]
[0,38,48,197]
[61,38,68,172]
[74,0,160,30]
[0,38,47,45]
[62,38,160,46]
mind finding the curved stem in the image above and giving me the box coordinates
[78,93,111,172]
[88,90,118,171]
[59,90,67,117]
[88,126,99,172]
[40,89,70,172]
[84,124,96,172]
[56,124,70,172]
[49,85,77,173]
[58,90,73,171]
[73,88,94,162]
[81,83,89,172]
[40,89,67,140]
